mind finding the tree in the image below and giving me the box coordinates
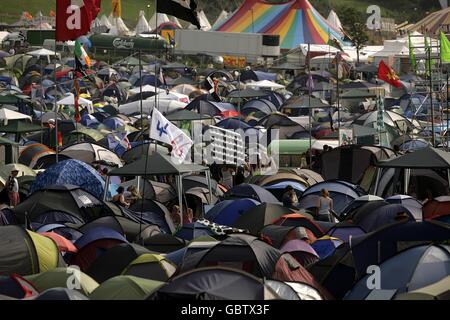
[337,7,369,65]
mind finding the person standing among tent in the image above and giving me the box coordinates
[7,170,20,207]
[316,189,333,222]
[282,185,299,209]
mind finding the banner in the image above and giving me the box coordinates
[223,56,246,68]
[150,108,193,164]
[56,0,101,42]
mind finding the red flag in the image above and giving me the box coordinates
[377,60,402,88]
[57,131,63,147]
[56,0,101,42]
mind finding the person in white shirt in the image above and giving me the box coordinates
[7,170,20,207]
[316,189,333,222]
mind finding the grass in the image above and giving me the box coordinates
[0,0,155,25]
[0,0,442,26]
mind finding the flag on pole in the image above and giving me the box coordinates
[150,108,193,164]
[377,60,402,88]
[408,32,417,72]
[74,40,91,67]
[56,0,101,42]
[112,0,122,18]
[440,32,450,63]
[157,0,201,30]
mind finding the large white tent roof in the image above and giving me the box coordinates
[0,108,31,125]
[57,93,93,106]
[212,10,229,29]
[148,13,170,30]
[327,10,343,31]
[188,10,211,30]
[171,16,183,28]
[119,99,186,116]
[27,48,58,57]
[135,10,151,34]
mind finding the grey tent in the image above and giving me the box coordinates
[166,109,212,121]
[375,147,450,195]
[107,153,212,224]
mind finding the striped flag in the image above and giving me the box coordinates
[112,0,122,18]
[75,40,91,67]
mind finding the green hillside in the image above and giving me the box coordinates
[0,0,443,26]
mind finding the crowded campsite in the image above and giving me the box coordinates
[0,0,450,303]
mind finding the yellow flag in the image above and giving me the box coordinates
[112,0,122,18]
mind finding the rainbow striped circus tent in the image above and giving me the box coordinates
[214,0,345,49]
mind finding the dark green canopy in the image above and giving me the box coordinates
[355,64,378,73]
[340,89,377,100]
[169,77,197,86]
[0,121,43,134]
[109,152,208,177]
[323,125,379,139]
[0,136,19,145]
[166,109,212,121]
[269,62,304,70]
[376,147,450,169]
[227,88,268,98]
[163,62,186,69]
[113,56,144,66]
[282,95,330,109]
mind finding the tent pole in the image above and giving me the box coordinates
[103,175,110,202]
[138,49,144,156]
[206,169,213,209]
[307,43,312,166]
[447,169,450,191]
[374,167,382,195]
[177,174,183,231]
[404,168,410,195]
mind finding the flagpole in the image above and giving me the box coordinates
[336,51,340,131]
[139,49,144,155]
[155,0,158,153]
[54,50,59,163]
[308,43,312,167]
[428,44,436,146]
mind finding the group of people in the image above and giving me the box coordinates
[112,185,142,208]
[282,186,335,222]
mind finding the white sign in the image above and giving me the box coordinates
[113,38,135,49]
[339,128,354,146]
[78,195,93,206]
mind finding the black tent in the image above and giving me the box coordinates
[233,203,296,235]
[350,220,450,277]
[179,234,281,278]
[166,109,212,121]
[148,267,294,300]
[13,184,113,224]
[109,152,208,177]
[375,147,450,196]
[377,147,450,169]
[86,243,150,283]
